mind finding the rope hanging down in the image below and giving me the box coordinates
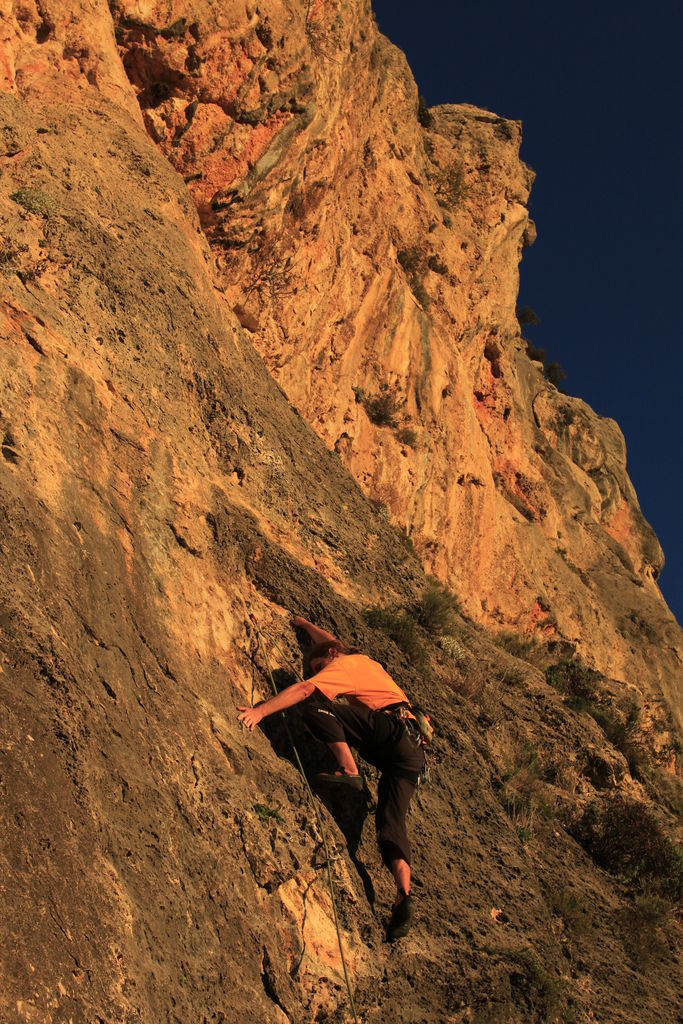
[245,609,360,1024]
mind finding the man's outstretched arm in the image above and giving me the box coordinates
[291,615,339,647]
[237,679,316,731]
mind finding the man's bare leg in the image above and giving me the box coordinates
[386,857,414,940]
[390,858,411,905]
[328,741,358,775]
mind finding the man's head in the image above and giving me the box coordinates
[308,640,349,675]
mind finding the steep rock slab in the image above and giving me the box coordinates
[109,0,683,731]
[1,5,681,1024]
[0,62,414,1020]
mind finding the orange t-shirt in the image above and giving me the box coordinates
[311,654,410,711]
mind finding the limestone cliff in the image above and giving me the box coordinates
[107,0,682,738]
[0,3,681,1024]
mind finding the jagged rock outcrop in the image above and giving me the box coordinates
[1,3,681,1024]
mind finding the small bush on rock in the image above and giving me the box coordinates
[415,579,460,633]
[395,426,417,447]
[549,888,590,935]
[397,246,430,307]
[427,253,448,275]
[0,235,29,274]
[10,187,56,218]
[417,94,434,129]
[434,161,467,209]
[547,660,645,775]
[571,797,682,900]
[439,633,469,665]
[495,631,541,662]
[254,803,284,825]
[411,279,430,308]
[619,893,670,963]
[363,605,424,666]
[363,385,400,427]
[517,305,541,327]
[525,341,546,363]
[523,340,567,388]
[397,246,422,276]
[546,659,601,703]
[500,742,543,840]
[544,361,567,387]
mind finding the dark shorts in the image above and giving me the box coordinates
[302,696,424,867]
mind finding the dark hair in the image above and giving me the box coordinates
[308,640,352,662]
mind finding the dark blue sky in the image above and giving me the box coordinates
[373,0,683,625]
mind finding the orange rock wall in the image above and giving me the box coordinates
[106,0,682,722]
[1,5,681,1023]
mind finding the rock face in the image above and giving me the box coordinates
[108,0,682,730]
[1,3,681,1024]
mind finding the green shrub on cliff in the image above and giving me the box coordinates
[546,658,601,703]
[427,253,448,276]
[571,797,682,900]
[434,161,467,209]
[523,336,567,388]
[544,361,567,387]
[411,280,430,308]
[619,893,670,963]
[417,94,434,128]
[363,605,424,666]
[397,246,421,276]
[495,631,541,662]
[397,246,430,307]
[362,384,400,427]
[415,579,460,633]
[0,235,29,274]
[517,305,541,327]
[10,187,56,218]
[548,659,646,777]
[395,426,417,447]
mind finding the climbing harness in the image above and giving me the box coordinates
[384,704,434,745]
[243,607,360,1024]
[382,703,434,785]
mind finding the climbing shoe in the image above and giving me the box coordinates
[314,770,363,791]
[386,895,414,941]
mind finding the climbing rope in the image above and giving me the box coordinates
[244,608,360,1024]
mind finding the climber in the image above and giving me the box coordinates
[237,615,425,941]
